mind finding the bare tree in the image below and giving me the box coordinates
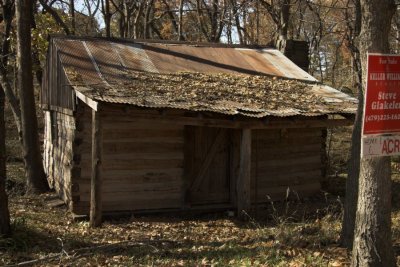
[260,0,291,47]
[101,0,111,37]
[350,0,396,265]
[0,85,10,236]
[39,0,71,35]
[70,0,76,34]
[340,0,362,249]
[16,0,49,194]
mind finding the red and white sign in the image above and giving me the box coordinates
[362,53,400,158]
[363,134,400,157]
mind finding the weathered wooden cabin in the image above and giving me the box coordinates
[41,36,357,219]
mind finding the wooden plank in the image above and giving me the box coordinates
[254,155,321,171]
[79,168,184,180]
[190,191,231,204]
[75,89,98,111]
[78,142,183,154]
[237,129,252,220]
[101,121,185,130]
[102,142,183,154]
[97,113,353,129]
[253,128,323,139]
[102,152,183,160]
[102,129,183,140]
[230,130,240,206]
[251,150,322,162]
[253,164,322,178]
[183,126,195,207]
[90,108,103,227]
[251,143,322,157]
[103,137,183,144]
[78,181,182,194]
[80,158,183,170]
[253,170,321,187]
[253,137,323,148]
[190,129,226,192]
[83,191,182,202]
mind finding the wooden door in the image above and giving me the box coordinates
[184,126,231,205]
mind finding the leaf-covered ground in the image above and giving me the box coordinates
[2,183,351,267]
[2,103,400,266]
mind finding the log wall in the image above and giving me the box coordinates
[43,110,76,209]
[250,128,324,203]
[46,102,326,215]
[71,104,185,214]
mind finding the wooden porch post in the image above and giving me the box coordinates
[90,108,103,227]
[237,128,251,220]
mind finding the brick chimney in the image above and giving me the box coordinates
[278,39,310,72]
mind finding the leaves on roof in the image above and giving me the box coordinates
[66,68,356,117]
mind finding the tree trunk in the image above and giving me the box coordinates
[0,88,10,236]
[278,0,290,41]
[178,0,184,41]
[70,0,76,35]
[351,0,396,265]
[341,0,362,248]
[341,81,362,249]
[102,0,111,37]
[16,0,49,194]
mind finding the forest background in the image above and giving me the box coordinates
[1,0,400,266]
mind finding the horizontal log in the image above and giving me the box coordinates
[79,168,184,180]
[252,170,321,187]
[81,191,182,202]
[80,158,183,170]
[251,149,322,161]
[190,191,230,204]
[253,155,321,169]
[77,180,183,194]
[103,136,183,144]
[252,166,322,180]
[81,110,353,129]
[253,128,323,139]
[102,129,183,139]
[102,152,184,160]
[105,142,183,154]
[252,136,323,148]
[101,120,185,130]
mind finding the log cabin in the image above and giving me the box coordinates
[41,36,357,222]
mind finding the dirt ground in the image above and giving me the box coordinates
[2,103,400,266]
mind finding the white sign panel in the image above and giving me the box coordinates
[362,134,400,158]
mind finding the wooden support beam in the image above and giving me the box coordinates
[102,112,354,129]
[229,130,240,206]
[237,129,252,220]
[75,89,98,111]
[90,108,103,227]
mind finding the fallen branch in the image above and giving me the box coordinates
[5,239,179,267]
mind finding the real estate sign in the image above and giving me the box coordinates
[362,54,400,157]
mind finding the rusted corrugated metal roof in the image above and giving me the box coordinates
[53,36,357,117]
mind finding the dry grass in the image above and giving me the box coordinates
[1,188,352,266]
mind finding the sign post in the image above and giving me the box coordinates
[362,54,400,158]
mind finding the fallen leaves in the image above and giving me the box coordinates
[1,191,360,266]
[66,68,355,117]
